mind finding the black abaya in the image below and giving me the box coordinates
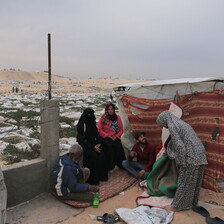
[102,137,126,170]
[77,108,108,185]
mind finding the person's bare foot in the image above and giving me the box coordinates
[164,205,179,212]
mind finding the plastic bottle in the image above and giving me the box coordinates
[93,192,100,208]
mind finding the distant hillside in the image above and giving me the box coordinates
[0,70,69,83]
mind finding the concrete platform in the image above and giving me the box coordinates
[6,192,83,224]
[6,191,224,224]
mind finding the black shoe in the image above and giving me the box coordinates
[192,206,210,217]
[97,213,120,223]
[206,217,224,224]
[97,213,109,221]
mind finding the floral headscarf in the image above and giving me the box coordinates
[101,102,119,133]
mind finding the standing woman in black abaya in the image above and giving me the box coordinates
[77,108,108,185]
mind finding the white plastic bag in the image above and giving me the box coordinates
[115,206,173,224]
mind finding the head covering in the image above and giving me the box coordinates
[102,103,117,122]
[77,108,98,143]
[101,102,119,133]
[156,111,207,166]
[78,108,96,124]
[134,132,146,140]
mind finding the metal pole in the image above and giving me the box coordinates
[48,33,52,99]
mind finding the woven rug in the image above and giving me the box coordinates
[52,169,137,208]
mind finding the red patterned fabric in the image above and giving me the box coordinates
[121,90,224,192]
[52,169,137,208]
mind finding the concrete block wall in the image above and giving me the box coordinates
[3,158,47,207]
[2,99,60,207]
[40,100,59,190]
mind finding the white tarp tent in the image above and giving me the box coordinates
[114,77,224,100]
[114,77,224,151]
[114,77,224,192]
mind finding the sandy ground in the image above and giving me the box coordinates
[0,70,68,82]
[0,70,144,95]
[0,71,143,167]
[2,70,224,223]
[6,184,224,224]
[60,183,224,224]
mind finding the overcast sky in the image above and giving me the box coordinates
[1,0,224,80]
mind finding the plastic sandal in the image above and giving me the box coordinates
[103,214,120,224]
[192,206,210,217]
[206,216,224,224]
[97,213,109,221]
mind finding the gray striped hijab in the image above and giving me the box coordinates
[156,111,208,166]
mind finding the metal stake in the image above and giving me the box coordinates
[48,33,52,99]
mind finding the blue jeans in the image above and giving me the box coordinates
[122,160,149,179]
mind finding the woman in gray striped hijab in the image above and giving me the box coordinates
[156,110,207,211]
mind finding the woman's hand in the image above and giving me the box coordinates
[111,136,117,141]
[94,144,101,153]
[107,135,117,141]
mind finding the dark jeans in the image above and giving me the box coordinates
[122,160,149,179]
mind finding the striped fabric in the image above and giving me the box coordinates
[121,90,224,192]
[55,159,64,196]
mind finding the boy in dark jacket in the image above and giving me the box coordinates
[53,144,99,202]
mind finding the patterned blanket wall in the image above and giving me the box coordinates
[121,90,224,192]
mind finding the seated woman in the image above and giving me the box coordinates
[77,108,108,185]
[97,102,126,171]
[156,110,208,211]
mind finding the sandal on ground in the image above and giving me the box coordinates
[97,213,109,221]
[192,206,210,217]
[103,214,120,224]
[97,213,120,223]
[206,216,224,224]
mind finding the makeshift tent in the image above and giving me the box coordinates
[114,77,224,192]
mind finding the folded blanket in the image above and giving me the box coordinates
[147,155,178,198]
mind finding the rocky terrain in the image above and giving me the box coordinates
[0,70,144,166]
